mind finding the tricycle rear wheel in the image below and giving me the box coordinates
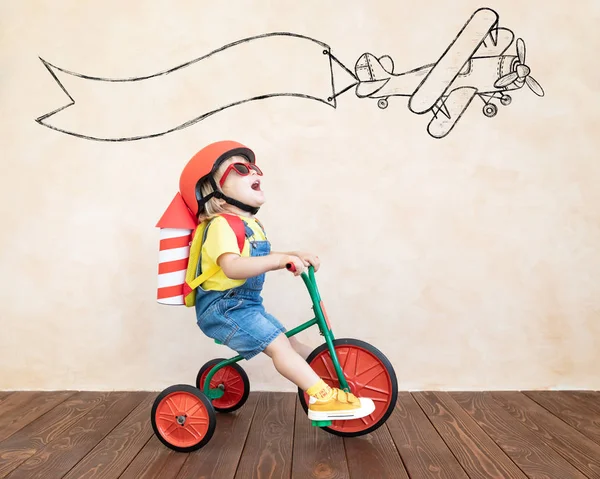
[151,384,216,452]
[196,358,250,413]
[297,338,398,437]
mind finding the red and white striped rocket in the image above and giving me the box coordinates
[155,193,198,305]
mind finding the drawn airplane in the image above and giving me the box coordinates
[348,8,544,138]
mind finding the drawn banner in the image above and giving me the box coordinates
[37,33,336,141]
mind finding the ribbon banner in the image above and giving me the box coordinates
[37,33,338,141]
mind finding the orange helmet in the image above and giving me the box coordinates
[179,140,256,216]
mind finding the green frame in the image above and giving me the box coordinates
[202,266,350,401]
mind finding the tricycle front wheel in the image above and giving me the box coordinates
[298,338,398,437]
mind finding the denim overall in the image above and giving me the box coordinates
[194,219,286,360]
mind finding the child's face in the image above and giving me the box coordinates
[217,156,265,210]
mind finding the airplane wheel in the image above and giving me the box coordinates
[483,103,498,117]
[501,95,512,106]
[377,99,388,109]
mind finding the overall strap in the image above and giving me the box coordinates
[253,217,267,237]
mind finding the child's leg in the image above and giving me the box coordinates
[261,310,313,360]
[288,336,313,360]
[263,334,320,389]
[263,334,375,420]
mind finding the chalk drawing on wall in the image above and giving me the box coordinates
[35,7,544,141]
[36,33,339,142]
[350,9,545,138]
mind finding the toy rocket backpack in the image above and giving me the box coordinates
[155,193,247,307]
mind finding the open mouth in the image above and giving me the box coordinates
[251,179,261,191]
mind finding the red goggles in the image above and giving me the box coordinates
[219,162,263,187]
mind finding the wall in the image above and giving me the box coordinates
[1,0,599,391]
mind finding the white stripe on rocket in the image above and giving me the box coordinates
[157,295,185,305]
[160,228,193,240]
[157,270,187,288]
[159,246,191,263]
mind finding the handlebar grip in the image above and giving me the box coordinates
[286,262,296,272]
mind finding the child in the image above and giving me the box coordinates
[178,140,374,421]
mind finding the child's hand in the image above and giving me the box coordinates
[283,255,306,276]
[293,252,320,272]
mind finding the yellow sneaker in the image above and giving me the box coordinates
[307,388,375,421]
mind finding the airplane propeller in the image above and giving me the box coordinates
[494,38,544,96]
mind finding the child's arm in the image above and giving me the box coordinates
[218,252,306,279]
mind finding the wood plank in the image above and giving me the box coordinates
[0,391,75,443]
[413,391,527,479]
[491,391,600,478]
[386,392,469,479]
[563,391,600,417]
[291,397,349,479]
[119,435,188,479]
[523,391,600,446]
[155,449,190,478]
[60,392,157,479]
[344,424,409,479]
[0,392,13,403]
[176,392,259,479]
[234,392,295,479]
[451,392,587,479]
[0,391,109,478]
[7,391,149,479]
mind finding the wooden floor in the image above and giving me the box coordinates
[0,390,599,478]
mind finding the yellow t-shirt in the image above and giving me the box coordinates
[200,215,267,291]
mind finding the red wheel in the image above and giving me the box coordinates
[197,359,250,413]
[298,338,397,437]
[151,384,216,452]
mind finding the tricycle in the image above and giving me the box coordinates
[151,265,398,451]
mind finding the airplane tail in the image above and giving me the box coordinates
[354,53,393,98]
[354,53,393,82]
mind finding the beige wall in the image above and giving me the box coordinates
[1,0,599,391]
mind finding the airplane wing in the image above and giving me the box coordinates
[472,27,514,57]
[409,7,498,115]
[427,86,478,139]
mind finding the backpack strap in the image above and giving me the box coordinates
[183,219,220,305]
[219,214,246,253]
